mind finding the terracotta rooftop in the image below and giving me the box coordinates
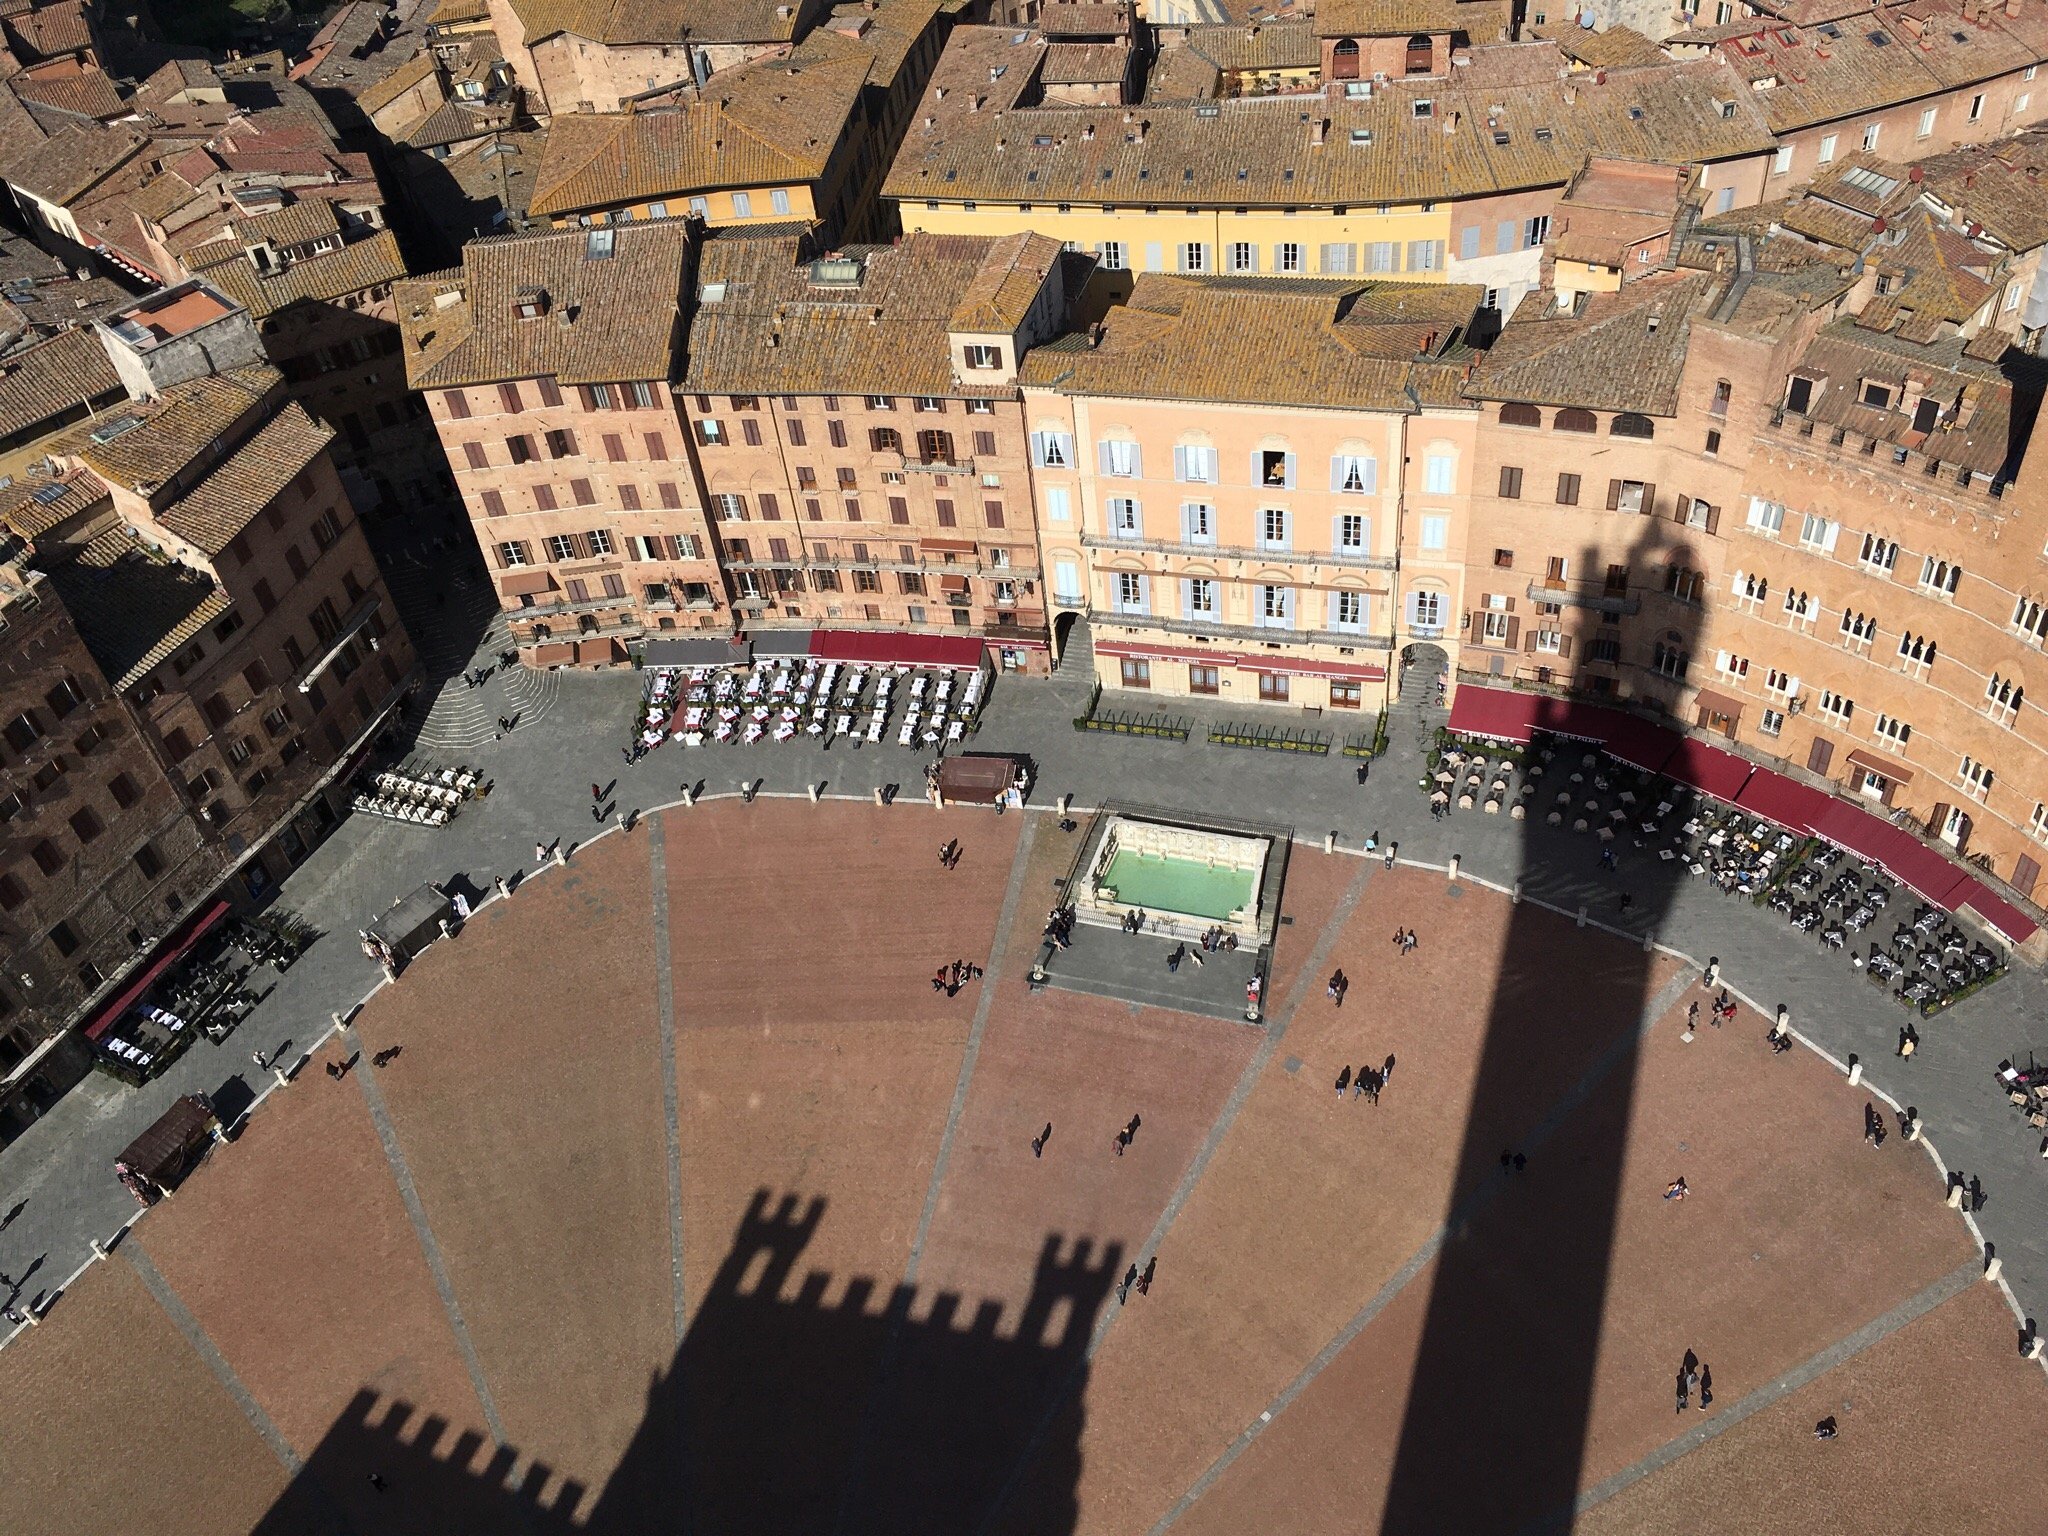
[8,70,125,120]
[504,0,810,49]
[1043,40,1132,85]
[1021,273,1475,410]
[190,229,408,319]
[1914,127,2048,255]
[398,217,690,390]
[0,327,123,444]
[2,0,91,61]
[1313,0,1498,38]
[528,51,870,217]
[63,367,278,496]
[1531,22,1666,68]
[1036,0,1132,38]
[1178,18,1321,73]
[887,29,1773,207]
[1550,157,1692,266]
[0,118,145,206]
[1788,314,2033,478]
[1711,1,2048,136]
[1466,270,1719,414]
[0,468,105,538]
[41,525,230,691]
[679,230,1062,397]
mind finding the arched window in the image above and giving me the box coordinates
[1554,407,1597,433]
[1404,33,1434,73]
[1332,37,1360,78]
[1611,412,1656,439]
[1499,402,1540,428]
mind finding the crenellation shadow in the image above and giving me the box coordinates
[249,1187,1108,1535]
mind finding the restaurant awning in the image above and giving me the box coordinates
[531,642,576,666]
[1599,715,1680,775]
[1526,695,1612,742]
[1446,684,1540,743]
[1844,748,1913,785]
[751,628,814,658]
[574,637,622,664]
[1662,737,1755,802]
[498,571,556,597]
[1814,800,1899,863]
[1692,688,1744,721]
[809,631,987,669]
[1733,770,1835,836]
[1095,640,1238,667]
[1961,884,2040,945]
[1237,656,1386,681]
[83,899,231,1043]
[643,637,751,667]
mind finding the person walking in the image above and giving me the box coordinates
[1119,1263,1139,1303]
[1382,1054,1396,1086]
[591,783,602,801]
[1698,1363,1713,1410]
[1675,1369,1689,1413]
[1032,1122,1052,1158]
[1114,1127,1131,1158]
[1663,1177,1688,1201]
[1138,1257,1155,1295]
[535,841,548,864]
[1335,1065,1352,1098]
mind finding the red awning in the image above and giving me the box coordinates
[83,899,231,1043]
[1447,684,1540,743]
[1961,884,2040,945]
[1600,715,1680,775]
[1814,800,1894,863]
[1238,656,1387,681]
[1732,770,1835,836]
[1095,640,1239,667]
[808,631,987,669]
[1662,737,1755,803]
[1885,838,1975,906]
[1526,696,1613,742]
[574,637,621,664]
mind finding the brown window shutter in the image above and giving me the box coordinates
[1468,608,1486,642]
[603,433,625,462]
[1606,479,1622,510]
[1504,615,1520,649]
[1641,482,1657,517]
[2013,854,2041,897]
[1558,634,1573,660]
[1929,802,1949,840]
[1953,815,1972,856]
[1704,503,1721,534]
[1503,595,1515,612]
[1673,494,1691,524]
[1523,627,1538,654]
[1806,737,1832,775]
[444,390,470,419]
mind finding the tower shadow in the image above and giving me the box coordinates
[1379,521,1705,1533]
[247,1189,1114,1535]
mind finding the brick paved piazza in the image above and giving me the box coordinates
[3,801,2043,1536]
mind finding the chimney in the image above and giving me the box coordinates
[1647,311,1660,333]
[1134,118,1148,141]
[1083,123,1095,139]
[1563,82,1576,105]
[1312,117,1328,144]
[1443,108,1459,134]
[1872,216,1888,234]
[1908,165,1923,182]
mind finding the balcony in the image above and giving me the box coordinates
[1087,609,1393,651]
[1526,581,1640,617]
[1081,532,1396,571]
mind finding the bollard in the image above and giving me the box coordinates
[932,788,945,810]
[808,782,821,804]
[89,1237,107,1262]
[1948,1184,1966,1209]
[332,1012,348,1033]
[681,785,695,807]
[1985,1255,2003,1283]
[1447,854,1460,881]
[1324,832,1336,855]
[273,1067,292,1089]
[1511,879,1522,905]
[1906,1114,1922,1142]
[1848,1056,1863,1087]
[874,787,885,807]
[14,1305,37,1327]
[1704,957,1721,989]
[1057,794,1071,818]
[1576,905,1588,928]
[495,876,509,900]
[2030,1334,2045,1360]
[1642,929,1655,953]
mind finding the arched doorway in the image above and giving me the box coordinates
[1332,37,1360,79]
[1052,609,1080,661]
[1405,33,1434,73]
